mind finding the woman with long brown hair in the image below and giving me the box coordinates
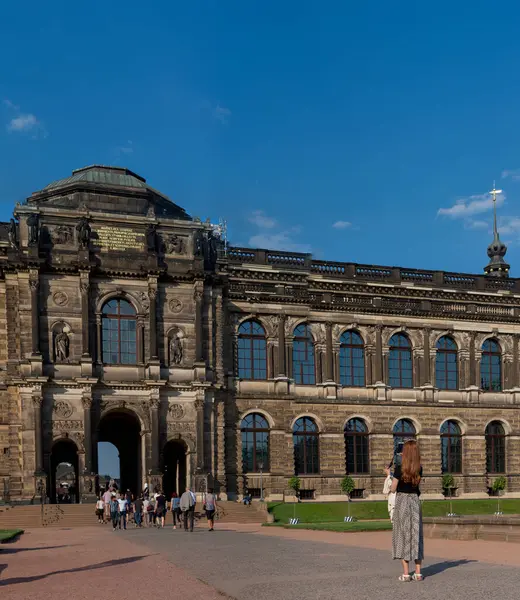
[390,439,424,581]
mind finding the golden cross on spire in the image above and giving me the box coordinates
[489,181,502,238]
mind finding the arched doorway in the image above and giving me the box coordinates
[98,410,141,495]
[162,440,187,498]
[50,439,79,504]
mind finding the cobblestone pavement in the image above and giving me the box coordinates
[0,526,225,600]
[3,524,520,600]
[125,524,520,600]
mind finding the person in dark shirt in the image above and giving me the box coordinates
[134,496,144,528]
[390,439,424,581]
[155,491,166,528]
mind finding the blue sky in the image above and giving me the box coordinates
[2,1,520,275]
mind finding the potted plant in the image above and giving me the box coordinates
[288,476,301,522]
[492,476,506,515]
[340,475,356,521]
[442,473,456,516]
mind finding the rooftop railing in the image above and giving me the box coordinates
[225,246,520,293]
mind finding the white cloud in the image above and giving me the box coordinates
[248,232,312,253]
[117,140,133,154]
[213,104,231,124]
[332,220,352,229]
[437,191,505,218]
[248,210,277,229]
[7,113,38,132]
[502,169,520,181]
[498,216,520,236]
[465,219,489,230]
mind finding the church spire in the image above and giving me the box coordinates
[484,183,510,278]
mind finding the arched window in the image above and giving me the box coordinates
[237,320,267,380]
[293,417,319,475]
[293,324,315,385]
[481,339,502,392]
[486,421,506,473]
[440,420,462,473]
[241,413,269,473]
[345,418,369,474]
[388,333,413,388]
[393,419,416,454]
[102,298,137,364]
[436,336,458,390]
[339,331,365,387]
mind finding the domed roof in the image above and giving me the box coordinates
[43,165,148,191]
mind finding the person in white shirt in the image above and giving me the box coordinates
[383,465,396,522]
[96,496,105,524]
[117,495,128,530]
[180,487,196,532]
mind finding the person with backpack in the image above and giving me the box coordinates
[171,492,181,529]
[204,488,218,532]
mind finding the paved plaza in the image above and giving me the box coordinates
[2,524,520,599]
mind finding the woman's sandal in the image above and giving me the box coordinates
[398,575,412,582]
[411,573,424,581]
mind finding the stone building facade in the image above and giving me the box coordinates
[0,167,519,503]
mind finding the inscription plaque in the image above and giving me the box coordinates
[97,226,145,251]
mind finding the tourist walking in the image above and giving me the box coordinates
[118,493,128,530]
[134,495,144,527]
[180,487,196,532]
[171,492,181,529]
[204,488,218,532]
[155,490,166,528]
[96,495,105,523]
[109,495,120,531]
[390,439,424,581]
[103,487,112,523]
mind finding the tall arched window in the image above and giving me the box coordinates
[388,333,413,388]
[237,320,267,380]
[393,419,416,454]
[345,418,369,474]
[481,339,502,392]
[440,420,462,473]
[293,417,319,475]
[436,336,458,390]
[241,413,269,473]
[486,421,506,473]
[339,331,365,387]
[102,298,137,364]
[293,324,315,385]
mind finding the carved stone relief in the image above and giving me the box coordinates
[53,400,73,418]
[168,297,183,313]
[52,420,83,430]
[167,421,196,433]
[52,291,69,307]
[162,234,186,255]
[51,225,74,245]
[168,403,185,419]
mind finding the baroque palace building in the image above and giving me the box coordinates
[0,166,518,503]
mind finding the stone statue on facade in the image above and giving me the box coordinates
[55,331,70,362]
[163,234,184,255]
[8,218,17,248]
[170,334,183,365]
[27,214,39,246]
[76,218,91,249]
[146,224,157,253]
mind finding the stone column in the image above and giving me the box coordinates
[195,395,205,471]
[137,317,145,364]
[374,325,383,383]
[148,279,158,360]
[150,395,160,474]
[325,322,334,381]
[215,288,225,385]
[215,398,227,496]
[81,391,93,473]
[469,332,477,386]
[29,272,40,355]
[194,285,204,362]
[79,274,90,357]
[32,394,44,475]
[423,327,431,384]
[96,315,102,364]
[513,335,520,388]
[278,316,286,376]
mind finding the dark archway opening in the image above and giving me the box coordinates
[162,440,187,498]
[98,410,141,496]
[51,439,79,504]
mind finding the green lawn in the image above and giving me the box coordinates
[268,499,520,523]
[0,529,24,543]
[265,521,393,533]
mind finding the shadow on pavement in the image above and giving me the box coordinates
[0,545,79,555]
[0,555,151,586]
[423,559,477,577]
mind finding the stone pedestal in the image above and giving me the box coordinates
[147,359,161,380]
[372,382,388,401]
[80,357,93,377]
[420,383,435,402]
[274,376,290,395]
[80,474,97,503]
[319,382,338,399]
